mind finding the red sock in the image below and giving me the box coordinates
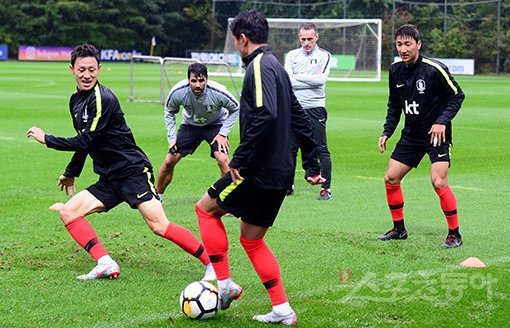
[196,205,230,279]
[163,223,210,265]
[240,236,288,306]
[435,185,459,230]
[64,216,108,261]
[386,183,404,222]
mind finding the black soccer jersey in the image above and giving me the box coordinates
[383,55,465,145]
[45,82,151,178]
[229,46,320,189]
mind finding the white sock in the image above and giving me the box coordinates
[273,302,293,315]
[218,277,232,292]
[97,254,114,265]
[157,193,164,201]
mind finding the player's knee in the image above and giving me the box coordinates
[384,175,400,185]
[216,157,229,168]
[149,221,166,236]
[163,157,178,170]
[431,177,447,190]
[58,205,77,223]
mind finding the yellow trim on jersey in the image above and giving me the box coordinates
[422,58,458,95]
[90,84,103,131]
[219,179,244,202]
[253,53,264,108]
[144,167,157,195]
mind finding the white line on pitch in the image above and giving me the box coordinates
[354,175,382,181]
[450,185,484,191]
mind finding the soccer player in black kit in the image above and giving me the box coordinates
[377,24,465,248]
[27,44,215,280]
[194,10,324,325]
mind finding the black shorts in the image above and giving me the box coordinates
[172,124,226,158]
[87,166,158,212]
[207,174,287,228]
[391,140,452,168]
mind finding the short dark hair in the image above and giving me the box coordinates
[71,44,100,67]
[188,63,208,79]
[229,10,268,44]
[395,24,421,42]
[299,22,318,34]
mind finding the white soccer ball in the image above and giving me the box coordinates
[179,281,219,320]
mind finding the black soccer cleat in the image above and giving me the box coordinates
[442,234,462,248]
[378,228,408,241]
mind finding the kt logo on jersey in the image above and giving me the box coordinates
[405,100,420,115]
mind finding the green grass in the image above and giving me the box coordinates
[1,61,509,327]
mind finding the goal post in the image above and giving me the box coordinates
[129,56,240,104]
[129,55,165,103]
[223,18,382,82]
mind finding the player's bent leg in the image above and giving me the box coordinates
[384,159,412,186]
[58,190,106,223]
[243,225,296,325]
[137,198,211,270]
[156,153,182,196]
[240,222,295,320]
[57,191,120,280]
[379,159,412,240]
[195,198,229,280]
[431,162,462,248]
[137,197,171,236]
[196,195,235,306]
[430,161,449,190]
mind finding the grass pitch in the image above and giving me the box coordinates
[1,61,509,327]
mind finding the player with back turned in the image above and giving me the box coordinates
[377,24,465,248]
[194,10,324,325]
[27,44,215,280]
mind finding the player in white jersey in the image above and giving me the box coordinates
[156,63,239,199]
[284,23,333,200]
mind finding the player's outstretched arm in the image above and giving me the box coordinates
[26,127,46,144]
[57,175,76,196]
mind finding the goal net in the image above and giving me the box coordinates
[129,56,240,104]
[223,18,382,82]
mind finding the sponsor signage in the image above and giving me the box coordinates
[393,56,474,75]
[190,51,240,66]
[19,46,72,61]
[0,45,7,60]
[100,49,142,62]
[18,46,142,62]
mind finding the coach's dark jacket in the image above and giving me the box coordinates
[229,46,320,189]
[383,54,465,144]
[45,82,151,178]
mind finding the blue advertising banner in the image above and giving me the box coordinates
[0,45,7,61]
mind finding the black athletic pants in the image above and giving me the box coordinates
[290,106,332,190]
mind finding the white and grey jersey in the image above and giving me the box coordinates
[284,45,331,109]
[164,79,239,143]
